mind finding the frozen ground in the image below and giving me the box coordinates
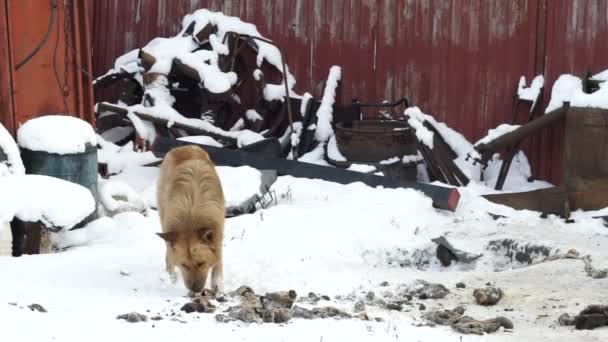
[1,154,607,342]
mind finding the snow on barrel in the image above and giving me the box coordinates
[0,175,96,231]
[16,115,100,226]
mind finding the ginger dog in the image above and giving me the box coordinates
[156,145,225,294]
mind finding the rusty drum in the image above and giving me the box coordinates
[335,120,417,163]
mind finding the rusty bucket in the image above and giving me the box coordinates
[335,120,417,163]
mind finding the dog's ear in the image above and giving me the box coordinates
[197,228,214,244]
[156,231,179,243]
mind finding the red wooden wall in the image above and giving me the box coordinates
[90,0,608,184]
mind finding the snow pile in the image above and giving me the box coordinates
[245,109,263,122]
[0,122,25,176]
[545,69,608,113]
[261,71,301,102]
[517,75,544,111]
[98,180,147,216]
[482,151,552,192]
[297,144,330,166]
[0,175,95,229]
[177,135,223,147]
[314,66,342,143]
[97,137,160,174]
[405,107,434,148]
[93,49,144,86]
[327,135,346,162]
[347,163,376,173]
[474,124,521,146]
[127,110,157,143]
[17,115,97,155]
[216,166,263,207]
[545,74,582,113]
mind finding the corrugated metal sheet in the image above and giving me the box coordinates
[91,0,608,184]
[0,0,95,135]
[533,0,608,183]
[0,0,14,134]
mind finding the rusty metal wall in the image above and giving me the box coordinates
[0,0,14,134]
[91,0,607,184]
[0,0,95,135]
[532,0,608,184]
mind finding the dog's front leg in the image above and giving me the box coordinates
[165,249,177,284]
[210,256,223,292]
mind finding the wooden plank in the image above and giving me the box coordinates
[483,177,608,217]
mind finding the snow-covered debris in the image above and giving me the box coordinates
[474,124,521,146]
[245,109,263,122]
[545,74,582,113]
[0,123,25,176]
[298,144,330,166]
[127,110,157,143]
[119,103,264,145]
[262,81,301,102]
[402,152,424,164]
[405,107,434,148]
[97,137,160,174]
[142,74,175,106]
[0,175,95,229]
[545,69,608,113]
[177,51,238,94]
[181,9,292,79]
[314,66,342,143]
[17,115,97,155]
[177,135,223,147]
[517,75,544,111]
[405,106,481,181]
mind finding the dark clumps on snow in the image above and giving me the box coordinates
[560,305,608,330]
[473,286,504,306]
[487,239,553,266]
[297,292,331,305]
[27,304,47,313]
[423,306,513,335]
[213,286,358,324]
[400,280,450,300]
[558,313,575,326]
[117,312,148,323]
[456,282,466,289]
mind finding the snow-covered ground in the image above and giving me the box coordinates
[1,146,607,342]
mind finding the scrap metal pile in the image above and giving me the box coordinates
[90,9,608,217]
[93,9,461,212]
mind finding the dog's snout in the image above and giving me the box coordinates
[189,281,203,293]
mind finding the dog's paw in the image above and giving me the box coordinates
[169,272,178,284]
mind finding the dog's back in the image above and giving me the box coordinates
[156,145,225,293]
[157,146,225,231]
